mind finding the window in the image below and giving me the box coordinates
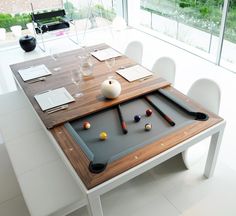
[0,0,117,48]
[221,0,236,71]
[128,0,236,72]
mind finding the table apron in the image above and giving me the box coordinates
[22,100,226,198]
[87,120,226,197]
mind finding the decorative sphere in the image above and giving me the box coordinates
[99,131,108,140]
[101,78,121,99]
[19,35,36,52]
[146,109,153,117]
[145,123,152,131]
[83,121,91,130]
[134,115,141,122]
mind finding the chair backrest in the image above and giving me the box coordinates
[124,41,143,64]
[187,78,221,114]
[32,10,66,22]
[151,56,176,84]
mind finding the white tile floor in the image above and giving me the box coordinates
[0,27,235,216]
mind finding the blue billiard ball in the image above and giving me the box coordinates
[134,115,141,122]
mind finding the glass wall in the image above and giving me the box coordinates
[139,0,222,55]
[64,0,116,31]
[221,0,236,71]
[0,0,117,47]
[128,0,236,72]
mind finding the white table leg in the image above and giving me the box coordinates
[87,194,103,216]
[204,125,225,178]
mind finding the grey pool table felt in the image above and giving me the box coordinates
[65,93,196,164]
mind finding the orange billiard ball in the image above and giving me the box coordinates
[83,121,91,130]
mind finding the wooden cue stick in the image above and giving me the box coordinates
[144,96,176,127]
[117,104,128,134]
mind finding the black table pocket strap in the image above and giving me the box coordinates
[158,88,209,121]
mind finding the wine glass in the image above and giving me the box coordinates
[79,54,94,77]
[71,69,84,98]
[49,47,61,71]
[105,57,115,73]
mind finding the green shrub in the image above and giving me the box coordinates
[0,13,31,32]
[199,6,212,17]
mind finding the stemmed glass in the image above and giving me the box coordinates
[105,57,116,73]
[79,54,94,77]
[71,69,84,98]
[49,47,61,71]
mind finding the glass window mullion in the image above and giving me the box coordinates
[216,0,230,65]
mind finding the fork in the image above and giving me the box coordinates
[27,77,46,84]
[46,104,69,114]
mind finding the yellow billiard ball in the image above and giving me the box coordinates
[99,131,108,141]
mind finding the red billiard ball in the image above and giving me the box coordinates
[83,121,91,130]
[146,109,153,117]
[134,115,141,122]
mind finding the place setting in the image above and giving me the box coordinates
[90,47,122,61]
[18,64,52,84]
[34,87,75,114]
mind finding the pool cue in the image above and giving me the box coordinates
[144,96,176,127]
[117,104,128,134]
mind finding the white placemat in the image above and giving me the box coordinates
[91,48,122,61]
[18,64,52,81]
[34,87,75,111]
[116,65,153,82]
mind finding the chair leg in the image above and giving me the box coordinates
[38,28,46,52]
[33,24,46,52]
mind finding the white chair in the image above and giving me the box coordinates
[151,57,176,84]
[124,41,143,64]
[182,78,221,168]
[10,25,22,37]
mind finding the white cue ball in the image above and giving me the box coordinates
[145,123,152,131]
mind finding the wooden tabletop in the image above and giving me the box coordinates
[10,44,170,129]
[51,86,223,189]
[10,44,224,189]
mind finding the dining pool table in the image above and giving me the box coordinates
[10,43,225,216]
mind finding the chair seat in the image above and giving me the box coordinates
[35,21,70,34]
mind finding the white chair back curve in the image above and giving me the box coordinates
[187,78,221,114]
[151,56,176,84]
[124,41,143,64]
[182,78,221,169]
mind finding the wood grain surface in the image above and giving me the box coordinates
[10,44,170,129]
[51,86,223,189]
[11,44,223,190]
